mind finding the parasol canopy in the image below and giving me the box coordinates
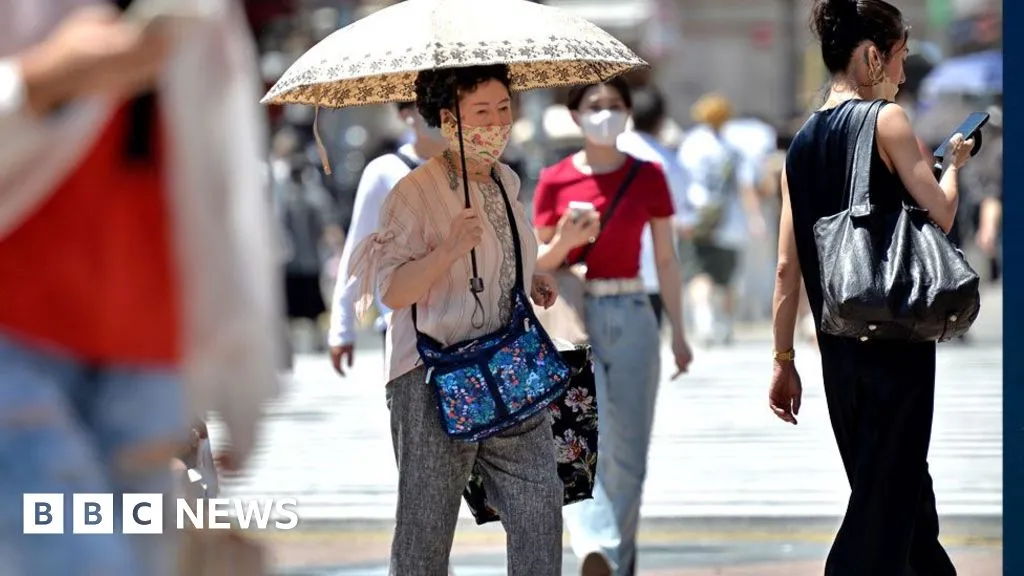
[261,0,648,109]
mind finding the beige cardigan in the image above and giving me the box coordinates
[0,0,282,463]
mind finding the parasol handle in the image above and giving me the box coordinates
[454,97,486,329]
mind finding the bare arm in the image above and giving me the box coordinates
[534,213,599,273]
[7,7,169,118]
[379,207,482,311]
[876,104,962,233]
[535,225,574,272]
[772,168,801,354]
[380,246,459,310]
[651,217,686,338]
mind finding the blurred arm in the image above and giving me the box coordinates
[0,56,63,184]
[737,155,765,232]
[678,137,711,213]
[329,162,390,347]
[652,217,686,338]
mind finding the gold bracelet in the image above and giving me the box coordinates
[773,348,795,362]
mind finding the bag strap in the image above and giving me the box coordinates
[570,158,646,266]
[394,150,420,171]
[847,100,888,211]
[491,171,525,292]
[410,167,524,331]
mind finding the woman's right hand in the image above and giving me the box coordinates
[441,209,484,260]
[555,210,601,249]
[945,133,976,170]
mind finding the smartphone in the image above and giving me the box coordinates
[568,201,596,223]
[933,112,989,159]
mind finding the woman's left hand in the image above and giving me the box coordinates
[530,273,558,308]
[670,334,693,379]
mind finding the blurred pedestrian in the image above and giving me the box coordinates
[328,101,447,375]
[348,64,565,576]
[533,78,693,576]
[616,84,692,328]
[0,1,280,574]
[958,104,1002,282]
[677,94,765,345]
[273,154,340,352]
[770,1,974,574]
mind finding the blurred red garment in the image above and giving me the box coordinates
[0,103,181,364]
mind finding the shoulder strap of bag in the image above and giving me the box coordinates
[571,158,646,266]
[393,150,420,171]
[847,100,887,213]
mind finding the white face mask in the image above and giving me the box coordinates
[580,110,629,146]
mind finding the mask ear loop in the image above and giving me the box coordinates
[453,97,486,330]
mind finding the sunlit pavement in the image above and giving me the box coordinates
[210,287,1002,574]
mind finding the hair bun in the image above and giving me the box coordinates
[816,0,858,21]
[812,0,858,40]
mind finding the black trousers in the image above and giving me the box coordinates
[818,335,956,576]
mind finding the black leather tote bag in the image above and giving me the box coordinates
[813,100,981,343]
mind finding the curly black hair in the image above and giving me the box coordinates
[414,64,512,128]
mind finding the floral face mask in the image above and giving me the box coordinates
[441,113,512,164]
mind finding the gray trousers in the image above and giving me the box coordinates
[386,367,564,576]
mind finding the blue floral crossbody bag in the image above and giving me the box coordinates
[412,171,572,442]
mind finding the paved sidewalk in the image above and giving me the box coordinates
[263,520,1001,575]
[215,287,1003,574]
[213,338,1002,520]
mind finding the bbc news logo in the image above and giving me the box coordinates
[23,494,299,534]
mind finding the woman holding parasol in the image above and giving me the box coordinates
[263,1,647,573]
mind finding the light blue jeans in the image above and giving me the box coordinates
[0,331,185,576]
[565,293,661,575]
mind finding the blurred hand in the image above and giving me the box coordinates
[769,360,803,425]
[670,335,692,379]
[214,451,241,475]
[556,210,601,250]
[19,5,172,115]
[530,273,558,309]
[330,343,355,376]
[976,225,997,257]
[945,133,975,170]
[440,209,484,260]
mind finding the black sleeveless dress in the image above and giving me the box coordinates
[786,100,956,576]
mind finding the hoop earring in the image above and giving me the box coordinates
[869,65,886,86]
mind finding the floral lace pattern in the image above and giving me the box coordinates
[463,345,599,524]
[477,178,516,326]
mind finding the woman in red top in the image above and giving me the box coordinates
[532,78,692,576]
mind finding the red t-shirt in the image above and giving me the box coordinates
[533,155,674,280]
[0,103,181,365]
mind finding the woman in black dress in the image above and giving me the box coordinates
[768,1,976,574]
